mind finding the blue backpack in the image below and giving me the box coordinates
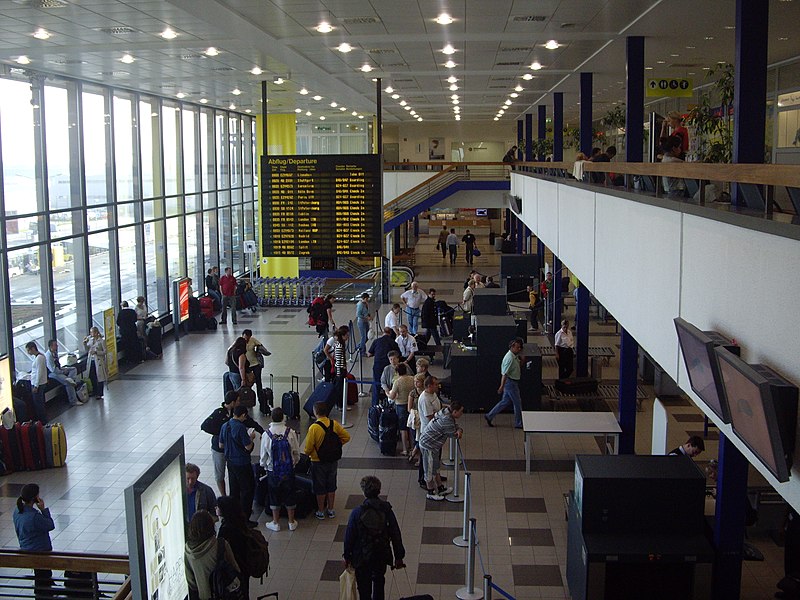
[267,429,294,480]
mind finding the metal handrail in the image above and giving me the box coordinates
[384,167,464,221]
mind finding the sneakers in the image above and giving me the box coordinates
[315,511,326,520]
[327,509,336,518]
[265,521,281,532]
[437,486,453,496]
[288,520,298,531]
[426,492,445,501]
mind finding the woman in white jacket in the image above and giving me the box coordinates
[84,326,108,399]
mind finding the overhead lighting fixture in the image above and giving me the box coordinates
[231,88,242,95]
[399,100,407,106]
[360,64,373,72]
[530,61,542,70]
[391,93,400,99]
[33,28,51,40]
[385,86,394,93]
[337,43,353,53]
[417,117,422,121]
[447,76,458,83]
[704,36,715,40]
[544,40,559,50]
[340,106,347,111]
[295,108,302,113]
[200,98,208,104]
[455,115,461,121]
[359,115,365,119]
[686,45,696,49]
[435,13,454,25]
[723,25,735,30]
[319,115,326,120]
[452,99,459,105]
[250,67,263,75]
[352,111,358,116]
[16,55,31,65]
[229,103,236,109]
[330,101,338,107]
[522,73,534,80]
[510,92,519,98]
[444,60,456,68]
[299,88,309,95]
[645,66,654,70]
[449,84,458,91]
[779,36,790,41]
[514,85,524,92]
[176,92,186,99]
[120,53,135,64]
[273,77,284,84]
[315,22,334,33]
[205,46,219,56]
[494,117,499,121]
[403,106,411,111]
[670,53,680,57]
[160,27,178,39]
[306,111,312,116]
[442,44,456,55]
[313,95,322,101]
[450,94,459,100]
[656,60,666,64]
[504,99,512,105]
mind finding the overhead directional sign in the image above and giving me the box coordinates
[646,77,693,98]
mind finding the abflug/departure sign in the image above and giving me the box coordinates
[262,154,382,257]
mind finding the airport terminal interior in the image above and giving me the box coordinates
[1,0,800,599]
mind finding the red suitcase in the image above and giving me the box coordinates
[346,373,359,405]
[18,422,35,470]
[199,296,215,318]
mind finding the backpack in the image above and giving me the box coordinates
[267,429,294,481]
[352,501,391,569]
[314,420,343,463]
[240,528,270,578]
[307,297,325,326]
[210,539,244,600]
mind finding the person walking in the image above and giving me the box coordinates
[446,228,459,265]
[260,407,300,532]
[461,229,477,265]
[184,510,241,600]
[26,343,49,423]
[485,338,524,429]
[13,483,56,599]
[420,288,441,347]
[83,327,107,400]
[343,475,406,600]
[554,319,574,379]
[304,401,351,520]
[219,267,238,325]
[436,225,448,260]
[219,405,257,527]
[356,293,372,355]
[400,282,427,335]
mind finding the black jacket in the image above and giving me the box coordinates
[201,404,264,452]
[421,297,438,329]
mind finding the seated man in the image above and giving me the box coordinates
[44,339,84,406]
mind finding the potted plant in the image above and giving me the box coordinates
[685,63,734,163]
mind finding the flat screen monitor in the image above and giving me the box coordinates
[674,318,729,422]
[475,208,488,217]
[714,348,791,483]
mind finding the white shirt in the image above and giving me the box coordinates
[259,422,300,472]
[446,233,458,246]
[30,353,48,386]
[135,304,148,320]
[385,310,400,331]
[395,334,418,359]
[554,328,574,349]
[44,349,60,374]
[417,390,441,435]
[400,288,427,309]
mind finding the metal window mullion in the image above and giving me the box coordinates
[193,110,205,289]
[222,112,232,268]
[106,89,121,312]
[74,82,93,330]
[176,105,187,278]
[0,88,13,367]
[155,99,169,315]
[132,93,146,299]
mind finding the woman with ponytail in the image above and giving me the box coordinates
[13,483,55,598]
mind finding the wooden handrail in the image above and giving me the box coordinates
[385,161,512,167]
[0,549,130,574]
[110,577,132,600]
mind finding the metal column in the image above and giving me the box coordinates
[516,218,523,255]
[618,327,638,454]
[713,432,748,600]
[517,120,524,160]
[524,113,533,162]
[576,284,589,377]
[626,37,645,163]
[552,256,562,332]
[553,93,564,162]
[537,105,547,160]
[536,239,545,278]
[579,73,593,156]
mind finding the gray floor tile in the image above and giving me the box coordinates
[505,498,547,513]
[512,564,563,586]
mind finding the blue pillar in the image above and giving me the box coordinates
[524,226,532,255]
[505,208,511,237]
[625,36,645,163]
[525,113,534,162]
[732,0,768,207]
[618,327,638,454]
[537,105,547,160]
[552,256,562,332]
[517,120,524,160]
[413,214,419,237]
[579,73,593,157]
[553,92,564,162]
[713,433,748,600]
[536,238,545,277]
[576,284,589,377]
[516,218,524,254]
[393,227,401,254]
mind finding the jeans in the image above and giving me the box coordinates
[223,372,242,394]
[228,462,255,521]
[406,307,421,335]
[221,295,237,324]
[486,378,522,427]
[31,387,47,424]
[207,288,222,307]
[49,372,78,405]
[465,246,474,265]
[357,319,370,354]
[448,244,457,264]
[355,563,387,600]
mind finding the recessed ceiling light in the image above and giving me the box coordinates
[391,93,400,99]
[522,73,534,80]
[399,100,407,106]
[504,99,512,105]
[299,88,309,95]
[352,111,358,116]
[688,72,696,75]
[273,77,284,84]
[417,117,422,121]
[435,13,454,25]
[530,61,542,70]
[702,66,711,70]
[313,95,322,101]
[514,85,524,92]
[160,27,178,39]
[232,88,242,95]
[337,43,353,53]
[33,28,51,40]
[444,60,456,68]
[779,36,790,41]
[455,115,461,120]
[442,44,456,55]
[205,47,219,56]
[120,53,135,64]
[16,55,31,65]
[452,99,459,105]
[176,92,186,99]
[360,115,365,119]
[645,66,654,70]
[250,67,263,75]
[704,36,715,40]
[447,76,458,84]
[385,86,394,93]
[494,117,499,121]
[510,92,519,98]
[404,106,411,111]
[319,115,326,120]
[656,60,666,64]
[449,84,458,91]
[200,98,208,104]
[723,25,735,30]
[686,45,696,49]
[340,106,347,111]
[305,111,312,116]
[544,40,559,50]
[229,103,236,109]
[360,64,373,72]
[670,54,680,57]
[295,108,302,113]
[717,61,727,64]
[330,101,338,107]
[315,22,334,33]
[450,94,458,100]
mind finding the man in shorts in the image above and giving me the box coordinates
[304,401,351,519]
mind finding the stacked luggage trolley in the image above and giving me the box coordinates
[251,277,327,307]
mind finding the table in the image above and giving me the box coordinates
[522,411,622,474]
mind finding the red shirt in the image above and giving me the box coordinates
[672,125,689,153]
[219,274,237,296]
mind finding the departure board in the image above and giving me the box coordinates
[261,154,382,257]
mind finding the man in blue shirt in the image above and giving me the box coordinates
[219,405,257,526]
[185,463,217,523]
[367,327,400,406]
[485,338,525,429]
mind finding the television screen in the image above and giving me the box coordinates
[714,348,791,482]
[475,208,488,217]
[674,318,729,422]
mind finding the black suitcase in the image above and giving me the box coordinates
[304,381,336,419]
[254,464,268,507]
[260,374,274,416]
[28,422,44,470]
[12,381,33,423]
[554,377,598,395]
[368,404,381,442]
[379,402,399,456]
[282,375,301,420]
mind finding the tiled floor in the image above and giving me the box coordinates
[0,228,781,599]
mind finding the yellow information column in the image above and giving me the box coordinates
[103,307,118,380]
[256,114,300,278]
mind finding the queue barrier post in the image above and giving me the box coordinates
[453,472,472,547]
[442,436,455,467]
[456,518,483,600]
[447,440,464,504]
[483,575,492,600]
[340,373,353,429]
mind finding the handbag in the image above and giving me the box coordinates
[472,248,481,257]
[435,242,440,250]
[339,566,357,600]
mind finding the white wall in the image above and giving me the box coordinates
[383,172,435,203]
[383,121,516,163]
[512,172,800,510]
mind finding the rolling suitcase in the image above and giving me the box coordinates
[43,424,55,468]
[0,425,20,472]
[282,375,301,420]
[554,377,598,395]
[260,374,274,416]
[199,296,215,317]
[50,423,67,467]
[378,402,399,456]
[304,381,336,419]
[29,422,46,470]
[346,373,358,406]
[18,422,35,471]
[368,404,381,442]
